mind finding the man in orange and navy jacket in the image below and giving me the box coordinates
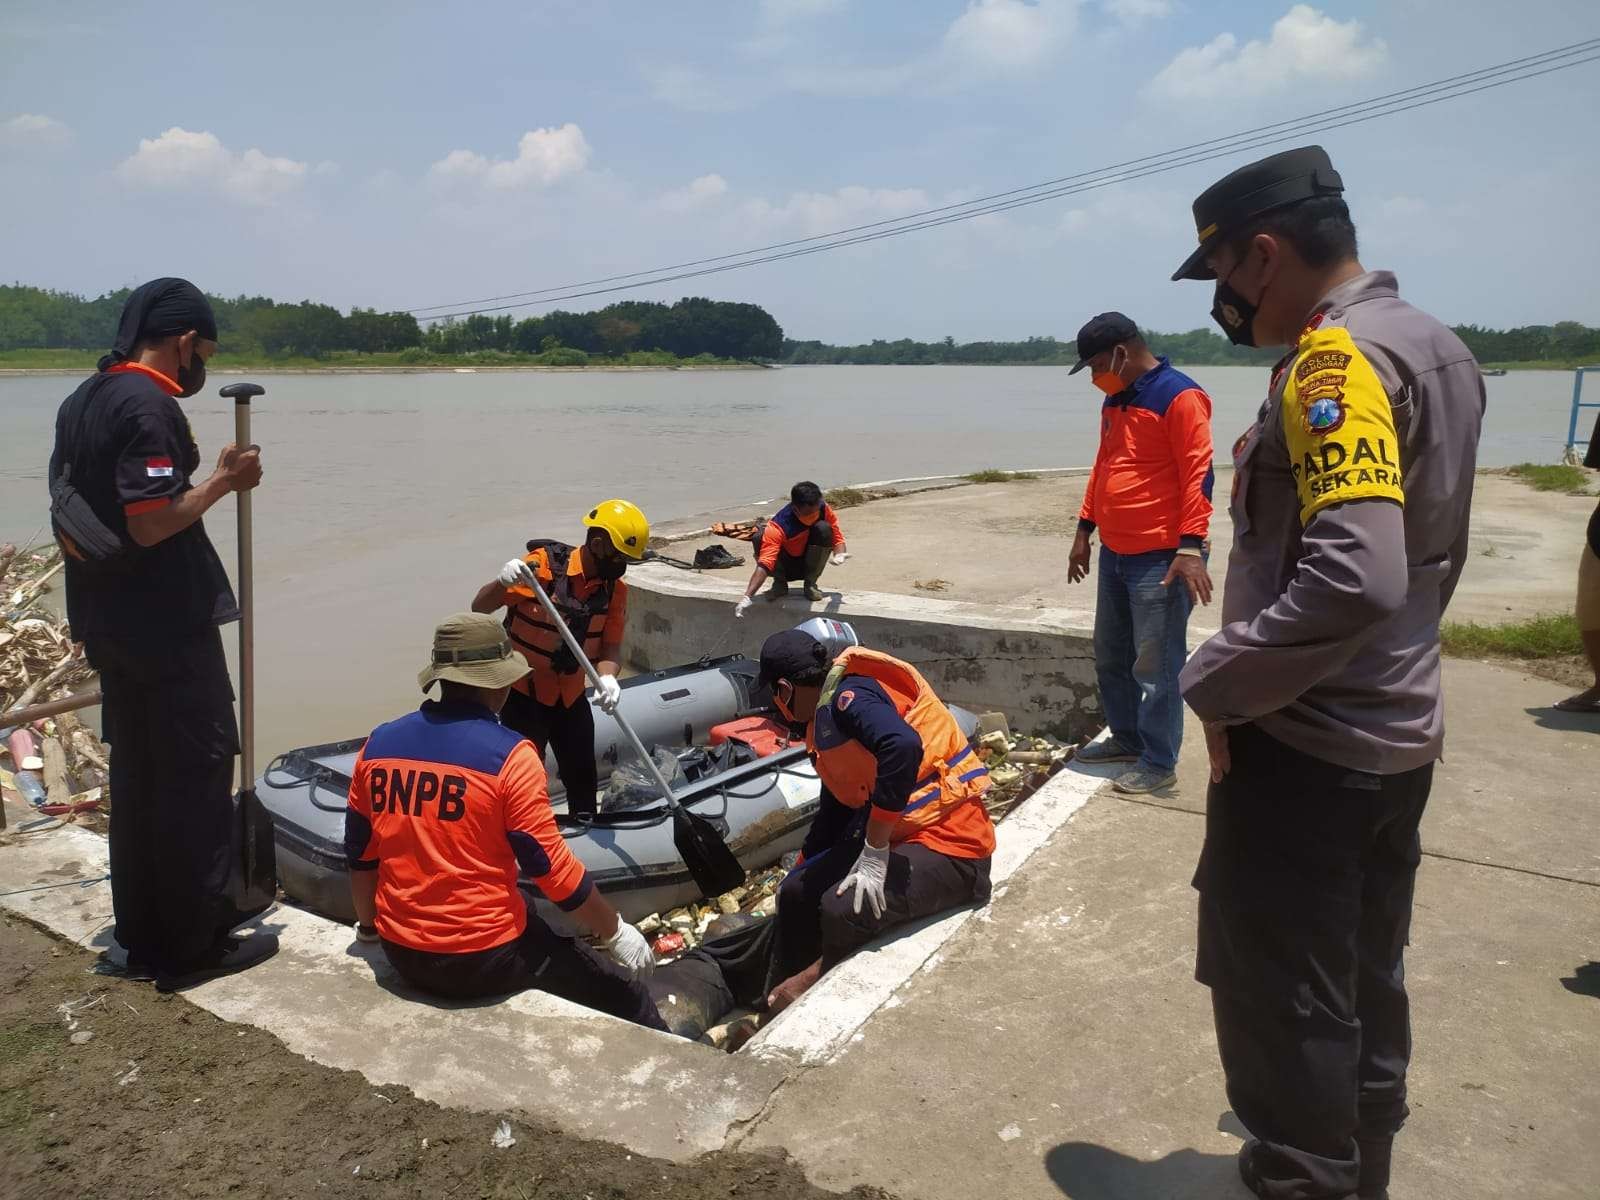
[1067,312,1214,796]
[48,278,278,993]
[734,481,849,614]
[471,500,649,816]
[345,612,664,1028]
[756,628,993,1014]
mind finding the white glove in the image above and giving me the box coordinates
[595,674,622,714]
[604,920,656,976]
[354,921,381,944]
[835,841,890,919]
[734,596,753,619]
[830,551,850,567]
[498,558,527,588]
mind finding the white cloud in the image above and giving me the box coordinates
[742,185,933,237]
[659,173,729,213]
[1146,5,1386,103]
[429,124,591,189]
[117,127,309,205]
[2,113,72,147]
[1104,0,1172,25]
[942,0,1078,72]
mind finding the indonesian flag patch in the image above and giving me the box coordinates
[145,456,174,477]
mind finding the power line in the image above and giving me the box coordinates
[407,36,1599,315]
[409,37,1600,321]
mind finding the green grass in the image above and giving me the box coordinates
[1440,613,1583,660]
[963,468,1038,484]
[1506,462,1593,495]
[825,485,900,509]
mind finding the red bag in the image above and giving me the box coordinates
[709,716,795,758]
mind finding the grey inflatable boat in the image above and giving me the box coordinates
[257,655,825,923]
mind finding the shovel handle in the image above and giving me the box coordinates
[220,382,265,792]
[514,562,682,810]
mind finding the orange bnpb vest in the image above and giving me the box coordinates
[503,540,617,706]
[806,647,995,859]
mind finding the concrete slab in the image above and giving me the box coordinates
[625,567,1103,740]
[739,658,1600,1199]
[652,470,1595,631]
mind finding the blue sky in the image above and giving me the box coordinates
[2,0,1597,342]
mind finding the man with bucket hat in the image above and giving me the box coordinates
[344,613,665,1029]
[1172,146,1485,1199]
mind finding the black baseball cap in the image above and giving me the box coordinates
[758,629,828,687]
[1070,312,1139,375]
[1171,144,1345,282]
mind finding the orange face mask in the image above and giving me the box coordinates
[1090,348,1128,396]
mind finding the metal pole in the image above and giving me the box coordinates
[220,382,265,791]
[514,562,683,807]
[235,399,253,789]
[1567,367,1585,456]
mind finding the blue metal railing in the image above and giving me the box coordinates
[1565,365,1600,460]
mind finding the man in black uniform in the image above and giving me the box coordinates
[49,278,279,991]
[1172,149,1483,1200]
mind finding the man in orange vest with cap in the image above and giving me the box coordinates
[472,499,649,815]
[756,627,994,1013]
[345,611,664,1028]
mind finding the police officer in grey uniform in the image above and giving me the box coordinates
[1172,146,1485,1200]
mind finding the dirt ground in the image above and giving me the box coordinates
[0,916,890,1200]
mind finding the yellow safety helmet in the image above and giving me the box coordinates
[583,498,650,560]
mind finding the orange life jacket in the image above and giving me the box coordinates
[502,540,621,707]
[806,647,995,860]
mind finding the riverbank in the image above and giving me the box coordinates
[0,350,765,375]
[652,465,1597,631]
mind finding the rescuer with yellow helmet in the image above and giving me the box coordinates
[471,499,650,815]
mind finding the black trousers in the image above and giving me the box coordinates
[775,835,991,978]
[1194,723,1432,1200]
[89,625,241,974]
[500,687,597,815]
[770,519,835,586]
[380,892,666,1031]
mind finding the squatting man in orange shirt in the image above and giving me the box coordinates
[344,612,665,1029]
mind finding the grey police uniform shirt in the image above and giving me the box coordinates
[1180,270,1485,774]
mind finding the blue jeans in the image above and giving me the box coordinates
[1093,547,1195,773]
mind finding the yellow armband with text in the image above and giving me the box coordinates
[1283,326,1405,525]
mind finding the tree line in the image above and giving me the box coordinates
[0,285,784,362]
[782,321,1600,368]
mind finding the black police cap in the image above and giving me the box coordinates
[1171,145,1344,282]
[1070,312,1140,375]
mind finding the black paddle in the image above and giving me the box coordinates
[514,562,746,898]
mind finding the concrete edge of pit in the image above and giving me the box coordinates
[625,570,1104,741]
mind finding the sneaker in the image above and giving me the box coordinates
[1075,738,1140,764]
[1112,766,1177,795]
[155,933,280,993]
[802,583,825,602]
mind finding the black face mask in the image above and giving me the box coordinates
[591,550,627,581]
[1210,261,1264,348]
[176,353,207,398]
